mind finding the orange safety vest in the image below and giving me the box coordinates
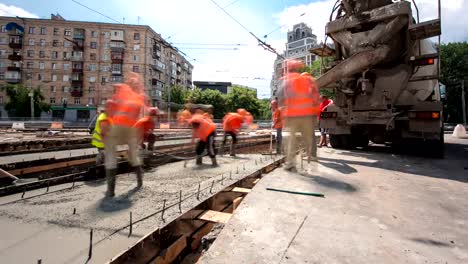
[223,113,244,133]
[106,84,144,127]
[189,114,216,142]
[283,72,320,117]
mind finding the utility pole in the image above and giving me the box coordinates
[168,87,171,126]
[29,73,34,118]
[462,80,467,125]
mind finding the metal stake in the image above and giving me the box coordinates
[210,180,215,193]
[46,182,49,193]
[73,208,76,215]
[230,171,232,180]
[37,260,42,264]
[221,174,224,185]
[129,212,133,237]
[236,166,239,174]
[179,190,182,213]
[255,159,257,165]
[197,183,201,200]
[21,189,26,198]
[301,153,304,169]
[161,199,166,221]
[88,228,93,259]
[243,163,245,171]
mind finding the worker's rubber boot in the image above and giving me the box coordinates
[105,168,117,197]
[135,166,143,188]
[196,156,203,165]
[229,144,236,157]
[211,157,218,167]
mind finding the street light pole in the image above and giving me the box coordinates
[462,80,466,125]
[28,73,34,118]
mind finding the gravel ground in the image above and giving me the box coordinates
[0,154,278,264]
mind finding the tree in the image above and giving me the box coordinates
[197,89,227,119]
[226,86,261,117]
[258,99,272,120]
[162,85,188,105]
[440,42,468,123]
[2,84,50,118]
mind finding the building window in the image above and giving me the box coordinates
[88,97,95,105]
[101,98,107,105]
[29,27,35,34]
[63,75,69,82]
[102,54,109,61]
[39,62,45,69]
[133,44,140,51]
[133,55,139,62]
[134,33,140,40]
[103,43,109,49]
[0,72,4,80]
[89,85,95,92]
[50,97,56,104]
[90,53,96,60]
[89,64,97,71]
[90,42,97,49]
[39,51,45,58]
[133,65,139,72]
[52,63,57,70]
[52,74,57,81]
[40,39,45,46]
[104,32,110,38]
[27,50,34,57]
[63,52,70,59]
[28,39,35,46]
[64,29,72,36]
[101,65,109,72]
[51,86,56,93]
[38,73,43,81]
[63,63,70,70]
[89,76,96,82]
[101,76,108,83]
[27,62,34,69]
[52,40,59,47]
[64,40,71,47]
[40,27,46,35]
[74,97,81,104]
[0,37,6,44]
[53,28,59,35]
[111,64,122,72]
[91,31,98,38]
[52,51,59,59]
[63,86,70,93]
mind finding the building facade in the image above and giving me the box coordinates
[193,81,232,94]
[0,14,193,122]
[270,22,318,97]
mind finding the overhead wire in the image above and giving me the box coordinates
[71,0,122,24]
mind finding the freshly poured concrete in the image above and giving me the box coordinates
[202,136,468,264]
[0,154,275,264]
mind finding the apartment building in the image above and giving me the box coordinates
[270,23,319,97]
[0,14,193,122]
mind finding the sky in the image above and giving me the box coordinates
[1,0,467,98]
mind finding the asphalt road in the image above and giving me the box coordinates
[203,135,468,263]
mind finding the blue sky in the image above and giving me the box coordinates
[1,0,467,98]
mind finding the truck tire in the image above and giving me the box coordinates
[330,135,354,149]
[329,135,343,148]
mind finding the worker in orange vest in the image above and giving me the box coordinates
[271,99,283,154]
[188,114,218,166]
[278,60,320,172]
[221,109,250,156]
[104,73,146,197]
[134,107,159,151]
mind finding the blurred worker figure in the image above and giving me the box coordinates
[318,95,333,147]
[91,109,108,165]
[188,114,218,166]
[104,73,146,197]
[178,109,192,127]
[271,100,283,154]
[221,109,250,156]
[278,60,320,172]
[134,107,158,151]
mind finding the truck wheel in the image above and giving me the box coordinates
[354,135,369,148]
[329,135,343,148]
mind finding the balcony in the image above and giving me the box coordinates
[7,29,24,36]
[71,89,83,97]
[7,66,21,72]
[152,50,161,59]
[71,56,84,61]
[110,76,123,83]
[110,41,125,51]
[5,72,21,83]
[9,42,22,49]
[71,73,83,82]
[8,54,22,61]
[73,40,84,51]
[111,70,122,75]
[111,53,124,63]
[73,29,85,39]
[72,67,83,73]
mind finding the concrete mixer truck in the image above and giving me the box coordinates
[316,0,443,157]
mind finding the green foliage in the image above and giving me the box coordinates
[258,99,272,120]
[2,84,50,117]
[162,85,188,105]
[196,89,228,119]
[225,86,261,117]
[440,42,468,123]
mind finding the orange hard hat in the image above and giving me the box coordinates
[237,108,248,116]
[148,107,158,116]
[286,60,304,72]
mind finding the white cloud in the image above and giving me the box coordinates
[0,4,39,18]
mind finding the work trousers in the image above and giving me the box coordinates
[276,128,283,153]
[222,131,237,155]
[196,132,216,158]
[104,125,141,170]
[95,148,105,165]
[285,116,317,169]
[141,133,156,151]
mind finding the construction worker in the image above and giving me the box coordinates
[221,109,250,156]
[318,95,333,147]
[188,114,218,166]
[91,109,108,165]
[178,109,192,127]
[134,107,158,151]
[278,60,320,172]
[271,100,283,154]
[104,73,146,197]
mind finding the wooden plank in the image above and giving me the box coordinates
[232,197,243,212]
[152,235,187,264]
[253,178,260,185]
[231,187,251,193]
[198,210,232,224]
[191,222,214,251]
[8,158,95,175]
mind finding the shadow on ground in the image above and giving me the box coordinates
[297,172,358,193]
